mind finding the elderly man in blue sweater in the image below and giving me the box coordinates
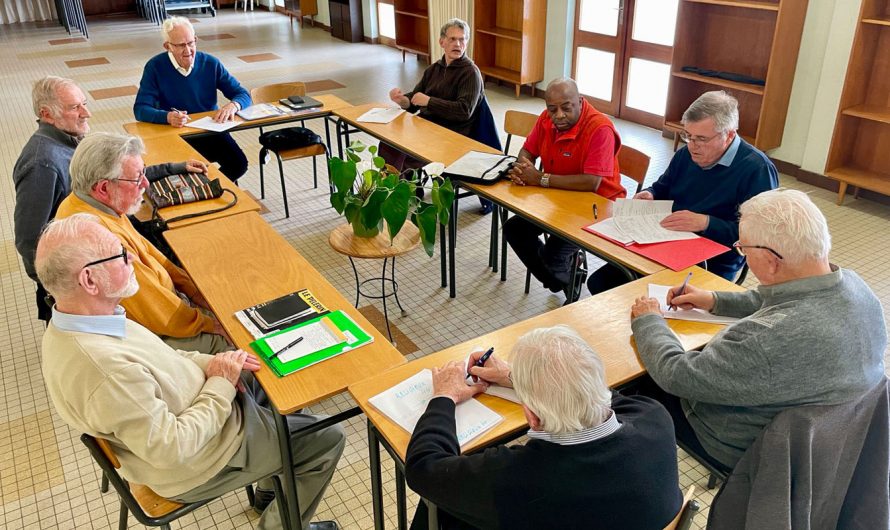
[134,16,251,183]
[588,90,778,295]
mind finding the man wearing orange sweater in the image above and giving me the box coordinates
[55,132,229,353]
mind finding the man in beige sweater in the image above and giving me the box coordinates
[37,214,344,530]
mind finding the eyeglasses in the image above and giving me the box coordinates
[168,39,197,50]
[679,131,722,145]
[83,245,129,269]
[733,241,783,260]
[114,170,145,185]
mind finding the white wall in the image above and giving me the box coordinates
[542,0,576,87]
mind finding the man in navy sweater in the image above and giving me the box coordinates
[588,91,778,295]
[405,326,682,529]
[134,16,251,183]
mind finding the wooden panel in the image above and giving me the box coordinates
[395,8,429,55]
[664,76,763,140]
[851,119,890,178]
[494,0,522,32]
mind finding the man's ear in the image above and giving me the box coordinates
[163,41,172,53]
[91,180,112,202]
[77,267,101,296]
[523,405,542,431]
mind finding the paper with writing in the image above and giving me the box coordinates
[356,107,405,124]
[187,116,239,132]
[612,198,699,244]
[648,284,740,325]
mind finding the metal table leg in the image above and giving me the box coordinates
[368,421,385,530]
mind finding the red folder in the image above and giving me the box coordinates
[582,224,729,271]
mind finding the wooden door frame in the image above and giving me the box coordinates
[571,0,628,117]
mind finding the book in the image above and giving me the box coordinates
[250,310,374,377]
[278,95,324,111]
[237,103,287,121]
[369,369,503,447]
[236,289,329,338]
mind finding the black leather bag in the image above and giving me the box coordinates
[259,126,323,152]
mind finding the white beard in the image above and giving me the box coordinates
[106,271,139,299]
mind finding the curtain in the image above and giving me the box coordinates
[428,0,472,60]
[1,0,57,24]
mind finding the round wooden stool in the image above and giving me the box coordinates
[328,223,420,343]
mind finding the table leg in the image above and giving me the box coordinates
[274,411,302,530]
[500,207,509,281]
[324,117,332,155]
[448,190,458,298]
[368,421,385,530]
[489,204,499,272]
[395,464,408,530]
[336,119,344,159]
[439,224,447,288]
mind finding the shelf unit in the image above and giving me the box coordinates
[663,0,808,151]
[393,0,430,62]
[825,0,890,205]
[473,0,547,99]
[283,0,317,26]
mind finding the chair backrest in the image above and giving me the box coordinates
[617,145,651,194]
[503,110,538,155]
[251,82,307,104]
[663,485,699,530]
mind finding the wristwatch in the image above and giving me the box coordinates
[540,173,550,188]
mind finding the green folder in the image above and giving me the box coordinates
[250,310,373,377]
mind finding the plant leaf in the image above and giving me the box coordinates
[373,156,386,169]
[343,195,362,225]
[433,178,455,225]
[381,180,411,240]
[414,203,439,256]
[329,158,358,213]
[360,188,387,232]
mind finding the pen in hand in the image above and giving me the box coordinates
[269,336,303,359]
[171,107,190,123]
[668,272,693,311]
[468,347,495,380]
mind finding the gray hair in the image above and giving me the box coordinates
[739,189,831,265]
[162,15,194,43]
[32,76,78,119]
[510,325,612,434]
[440,18,470,40]
[36,213,106,297]
[70,132,145,196]
[682,90,739,134]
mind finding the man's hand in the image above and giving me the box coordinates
[507,159,543,186]
[467,351,512,388]
[389,88,410,109]
[631,296,662,319]
[661,210,709,232]
[410,92,430,107]
[205,349,250,387]
[167,110,189,128]
[184,160,208,174]
[634,190,654,200]
[432,361,488,404]
[666,284,716,312]
[213,102,238,123]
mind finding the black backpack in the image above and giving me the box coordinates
[259,126,323,152]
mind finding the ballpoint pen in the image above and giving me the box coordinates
[467,347,495,379]
[593,203,599,220]
[669,272,693,311]
[171,108,190,122]
[269,336,303,359]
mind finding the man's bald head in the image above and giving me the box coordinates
[543,78,584,132]
[36,214,118,298]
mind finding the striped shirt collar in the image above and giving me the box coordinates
[51,305,127,338]
[526,410,621,445]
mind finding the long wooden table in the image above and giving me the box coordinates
[348,266,744,530]
[165,211,405,530]
[331,103,665,298]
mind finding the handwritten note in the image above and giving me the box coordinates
[648,284,740,324]
[369,369,503,446]
[612,198,699,244]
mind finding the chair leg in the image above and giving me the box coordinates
[259,150,266,199]
[101,472,109,493]
[707,473,720,489]
[245,483,255,507]
[524,269,531,294]
[312,156,318,189]
[118,500,128,530]
[277,154,289,218]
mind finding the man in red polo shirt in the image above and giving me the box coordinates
[504,77,624,302]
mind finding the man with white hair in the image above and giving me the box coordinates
[54,132,229,354]
[405,325,682,529]
[134,16,251,183]
[630,189,886,472]
[588,90,778,295]
[13,75,205,321]
[37,214,344,530]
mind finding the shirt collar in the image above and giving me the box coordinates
[168,51,193,77]
[74,191,119,216]
[51,305,127,338]
[36,120,81,148]
[703,133,740,170]
[526,410,621,445]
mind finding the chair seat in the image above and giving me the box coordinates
[129,483,184,518]
[274,143,326,160]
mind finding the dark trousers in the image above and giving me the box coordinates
[504,215,579,292]
[185,132,248,183]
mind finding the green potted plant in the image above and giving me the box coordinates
[328,141,455,256]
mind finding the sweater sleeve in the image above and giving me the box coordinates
[214,60,251,110]
[632,313,776,405]
[404,66,433,114]
[712,290,764,318]
[14,162,61,281]
[405,397,504,530]
[424,67,482,124]
[87,363,236,467]
[134,60,170,124]
[145,162,188,183]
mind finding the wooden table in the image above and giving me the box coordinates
[331,104,664,298]
[165,211,405,530]
[348,266,744,530]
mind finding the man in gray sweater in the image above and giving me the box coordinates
[630,189,886,471]
[12,76,206,321]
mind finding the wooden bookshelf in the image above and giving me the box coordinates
[283,0,317,25]
[663,0,808,151]
[393,0,430,62]
[473,0,547,99]
[825,0,890,205]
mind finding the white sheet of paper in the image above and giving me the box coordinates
[611,198,699,244]
[265,319,343,364]
[187,116,239,132]
[648,284,740,324]
[369,369,503,447]
[585,218,635,246]
[356,107,405,124]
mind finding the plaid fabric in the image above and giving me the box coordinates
[147,173,223,208]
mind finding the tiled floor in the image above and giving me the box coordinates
[1,10,888,530]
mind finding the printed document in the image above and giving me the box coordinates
[369,369,503,446]
[612,198,699,244]
[356,107,405,124]
[187,116,239,132]
[263,317,347,364]
[648,284,740,325]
